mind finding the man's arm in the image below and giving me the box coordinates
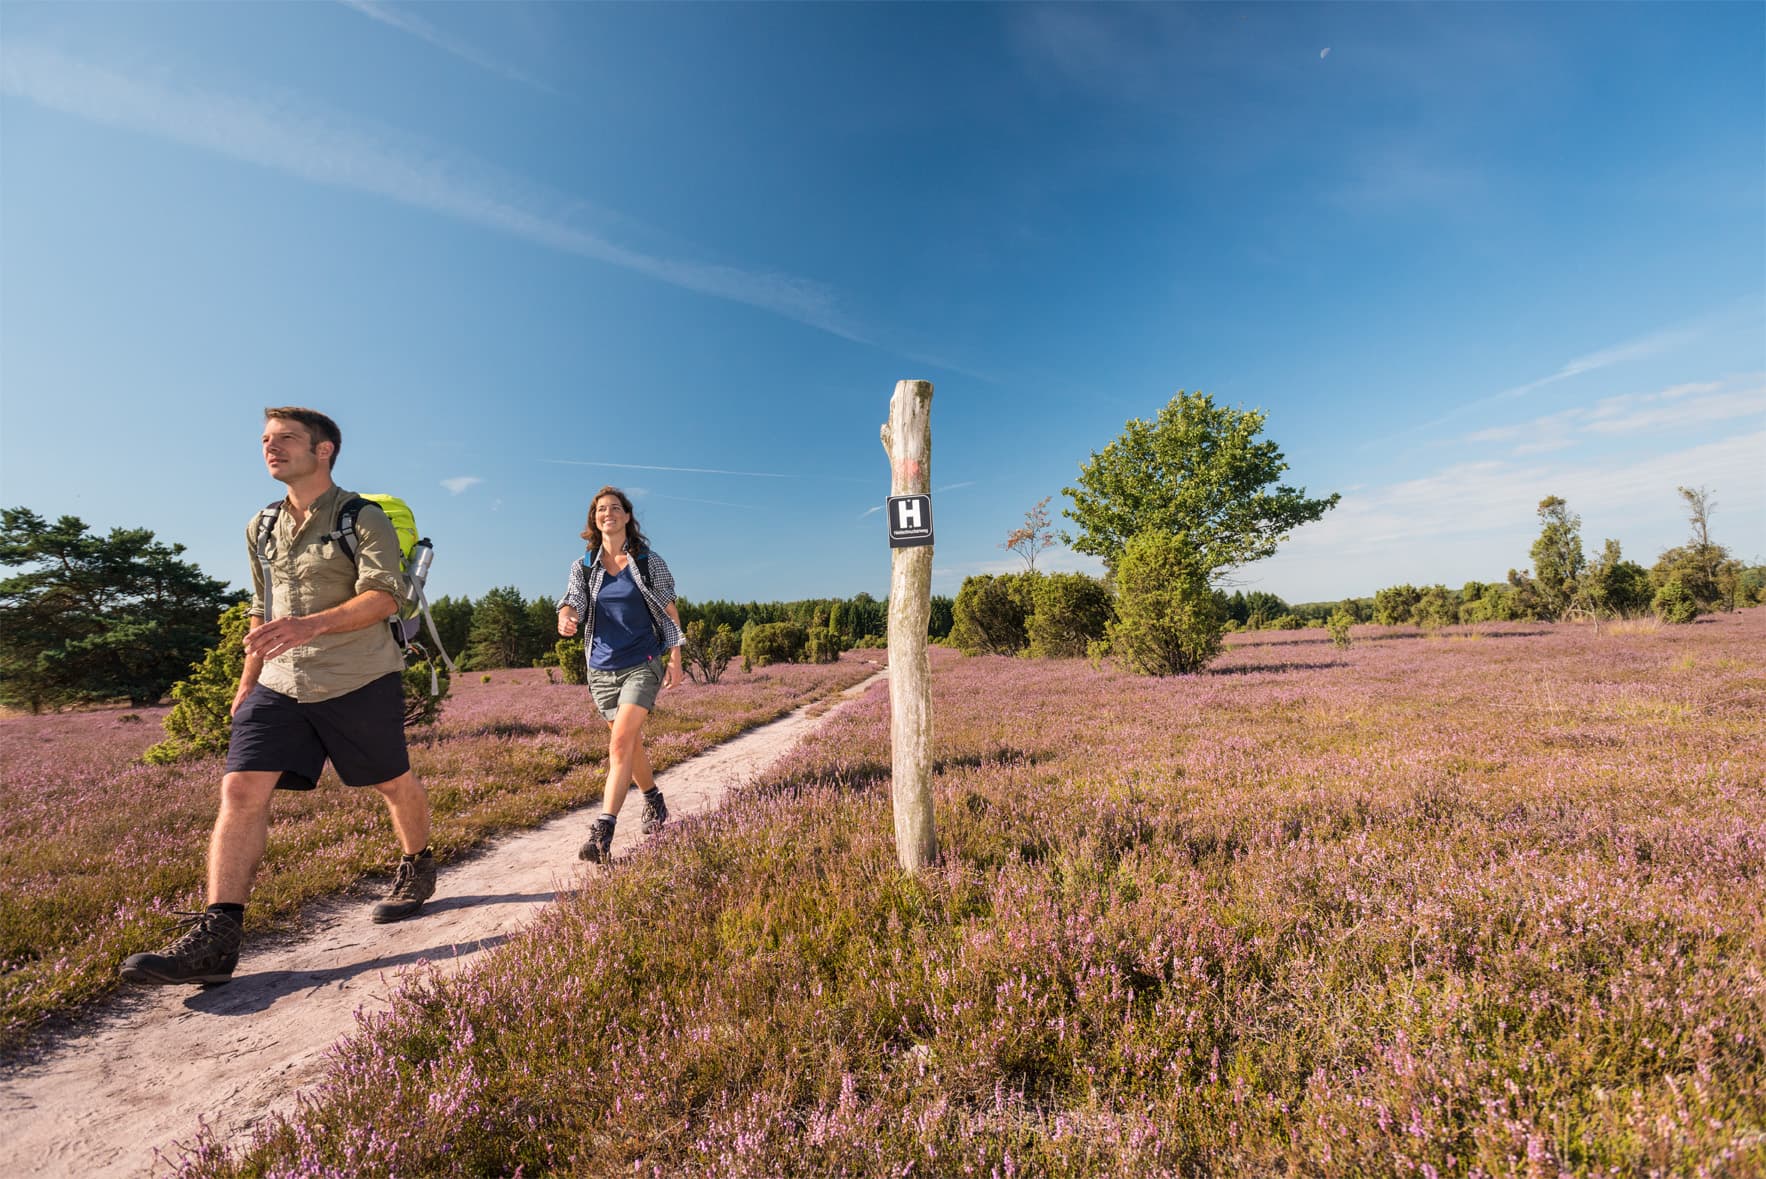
[231,618,268,716]
[241,589,400,664]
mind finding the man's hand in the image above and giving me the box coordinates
[242,614,323,661]
[558,607,579,637]
[662,655,682,692]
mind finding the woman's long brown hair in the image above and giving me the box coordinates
[579,485,650,553]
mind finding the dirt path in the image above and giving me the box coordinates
[0,672,886,1178]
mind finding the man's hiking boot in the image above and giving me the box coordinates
[641,788,669,835]
[371,852,437,924]
[578,816,616,864]
[119,909,243,986]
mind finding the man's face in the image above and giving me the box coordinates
[262,418,326,483]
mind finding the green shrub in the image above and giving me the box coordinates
[1269,613,1304,631]
[1652,575,1702,624]
[742,621,808,668]
[401,659,451,727]
[553,637,587,685]
[1372,583,1421,626]
[1103,531,1224,676]
[948,573,1033,655]
[1027,573,1113,658]
[683,621,739,683]
[1327,609,1355,649]
[143,602,251,764]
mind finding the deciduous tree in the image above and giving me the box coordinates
[1062,392,1338,580]
[1000,496,1056,572]
[1529,496,1586,621]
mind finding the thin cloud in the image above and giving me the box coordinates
[1463,374,1764,455]
[441,475,484,495]
[0,45,870,343]
[338,0,558,95]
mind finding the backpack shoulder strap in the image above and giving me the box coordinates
[255,500,284,559]
[329,495,372,565]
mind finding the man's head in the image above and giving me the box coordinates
[257,409,340,473]
[261,407,341,484]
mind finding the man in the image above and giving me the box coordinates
[121,408,437,986]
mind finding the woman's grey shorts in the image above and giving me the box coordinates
[587,658,663,721]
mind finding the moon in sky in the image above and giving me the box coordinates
[1320,47,1331,59]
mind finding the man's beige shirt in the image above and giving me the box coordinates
[246,484,406,702]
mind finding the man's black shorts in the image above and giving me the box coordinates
[225,672,410,791]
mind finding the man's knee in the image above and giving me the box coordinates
[368,770,422,798]
[219,771,279,814]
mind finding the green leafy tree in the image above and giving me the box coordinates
[1529,496,1586,621]
[1103,530,1225,676]
[1026,573,1113,658]
[1327,608,1355,649]
[1652,486,1743,612]
[948,573,1034,656]
[0,507,240,711]
[1062,392,1338,581]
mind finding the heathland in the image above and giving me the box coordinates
[6,614,1763,1176]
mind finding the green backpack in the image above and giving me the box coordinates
[254,493,457,692]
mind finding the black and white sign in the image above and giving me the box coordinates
[886,494,933,548]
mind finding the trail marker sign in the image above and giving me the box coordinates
[886,494,933,548]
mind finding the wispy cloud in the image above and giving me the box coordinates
[0,44,869,343]
[541,459,795,479]
[1464,374,1764,455]
[441,475,484,495]
[339,1,556,95]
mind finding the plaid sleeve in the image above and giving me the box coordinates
[644,553,684,650]
[558,557,588,618]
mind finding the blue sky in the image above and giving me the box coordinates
[2,2,1761,608]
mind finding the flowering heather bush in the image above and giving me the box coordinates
[0,656,877,1052]
[172,611,1766,1177]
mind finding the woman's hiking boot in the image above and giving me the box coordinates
[578,815,616,864]
[119,909,243,986]
[640,788,669,835]
[371,851,437,924]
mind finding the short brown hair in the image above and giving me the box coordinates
[263,407,341,470]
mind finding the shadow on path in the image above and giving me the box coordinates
[184,932,518,1016]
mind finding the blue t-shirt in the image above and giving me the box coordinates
[589,565,661,671]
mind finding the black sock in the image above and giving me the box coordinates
[403,847,432,862]
[641,787,661,798]
[599,812,618,827]
[207,903,244,919]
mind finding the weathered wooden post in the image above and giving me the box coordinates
[881,379,938,873]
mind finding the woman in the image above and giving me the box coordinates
[557,486,685,864]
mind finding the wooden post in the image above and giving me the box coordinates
[881,379,938,873]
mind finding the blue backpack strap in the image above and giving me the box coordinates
[254,500,284,620]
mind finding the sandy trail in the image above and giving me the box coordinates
[0,671,886,1178]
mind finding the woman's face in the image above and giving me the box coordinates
[593,494,629,534]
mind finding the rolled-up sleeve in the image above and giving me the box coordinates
[244,517,267,620]
[348,504,408,605]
